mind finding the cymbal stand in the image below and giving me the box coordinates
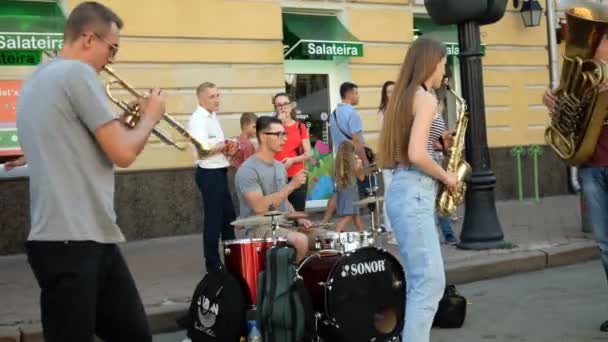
[366,169,383,239]
[265,212,282,245]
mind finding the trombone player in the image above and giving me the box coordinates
[543,5,608,332]
[16,2,163,341]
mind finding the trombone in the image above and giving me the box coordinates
[101,65,212,159]
[42,50,212,159]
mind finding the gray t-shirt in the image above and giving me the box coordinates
[235,155,289,221]
[16,58,124,243]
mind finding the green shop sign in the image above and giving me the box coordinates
[302,41,363,58]
[444,43,486,56]
[283,13,363,60]
[0,128,19,151]
[0,0,66,66]
[0,33,63,50]
[0,50,41,65]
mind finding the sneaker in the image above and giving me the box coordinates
[444,234,458,245]
[379,224,387,233]
[601,320,608,332]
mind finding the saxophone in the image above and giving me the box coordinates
[436,84,472,217]
[545,3,608,165]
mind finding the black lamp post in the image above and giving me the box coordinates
[520,0,543,27]
[456,21,505,250]
[425,0,507,250]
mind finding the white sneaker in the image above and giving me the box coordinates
[180,338,192,342]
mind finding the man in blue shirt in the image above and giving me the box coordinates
[323,82,372,223]
[329,82,366,161]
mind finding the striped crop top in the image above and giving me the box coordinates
[428,113,446,153]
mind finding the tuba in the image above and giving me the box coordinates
[436,84,472,217]
[545,2,608,165]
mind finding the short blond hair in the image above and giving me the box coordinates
[196,82,216,96]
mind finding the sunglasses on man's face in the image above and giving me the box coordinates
[93,32,119,58]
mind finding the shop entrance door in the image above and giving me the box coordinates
[285,73,334,209]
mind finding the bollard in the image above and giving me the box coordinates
[527,145,543,202]
[510,146,525,201]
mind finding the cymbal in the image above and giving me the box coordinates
[263,210,287,217]
[353,196,384,207]
[362,163,380,173]
[285,211,308,220]
[309,222,336,229]
[231,214,289,227]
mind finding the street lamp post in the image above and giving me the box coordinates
[456,20,505,250]
[424,0,507,249]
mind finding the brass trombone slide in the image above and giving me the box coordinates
[101,65,213,159]
[42,50,237,159]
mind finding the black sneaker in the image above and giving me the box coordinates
[445,234,458,245]
[601,320,608,332]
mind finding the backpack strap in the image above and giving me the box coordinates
[333,110,353,141]
[289,284,297,342]
[265,247,278,342]
[256,270,266,336]
[295,279,315,339]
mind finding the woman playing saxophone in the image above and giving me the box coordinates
[378,37,458,342]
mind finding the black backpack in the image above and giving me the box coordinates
[256,245,315,342]
[433,284,467,329]
[186,268,248,341]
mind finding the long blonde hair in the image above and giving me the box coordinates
[335,140,357,191]
[378,37,447,168]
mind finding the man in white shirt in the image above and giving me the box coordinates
[188,82,237,271]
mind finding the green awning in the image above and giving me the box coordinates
[283,13,363,60]
[0,0,66,65]
[414,16,485,57]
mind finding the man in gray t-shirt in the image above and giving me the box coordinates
[235,116,325,261]
[13,3,165,342]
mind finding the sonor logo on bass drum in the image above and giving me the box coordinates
[341,259,386,277]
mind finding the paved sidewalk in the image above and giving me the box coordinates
[0,195,600,341]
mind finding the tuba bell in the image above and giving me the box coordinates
[545,2,608,165]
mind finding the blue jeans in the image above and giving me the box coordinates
[436,213,455,240]
[580,166,608,281]
[382,169,393,232]
[385,167,445,342]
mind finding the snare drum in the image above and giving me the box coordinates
[298,247,405,342]
[316,231,375,252]
[223,238,287,305]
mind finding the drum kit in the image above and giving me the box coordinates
[222,165,405,342]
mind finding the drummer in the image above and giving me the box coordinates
[235,116,330,261]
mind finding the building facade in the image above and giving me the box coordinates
[0,0,569,254]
